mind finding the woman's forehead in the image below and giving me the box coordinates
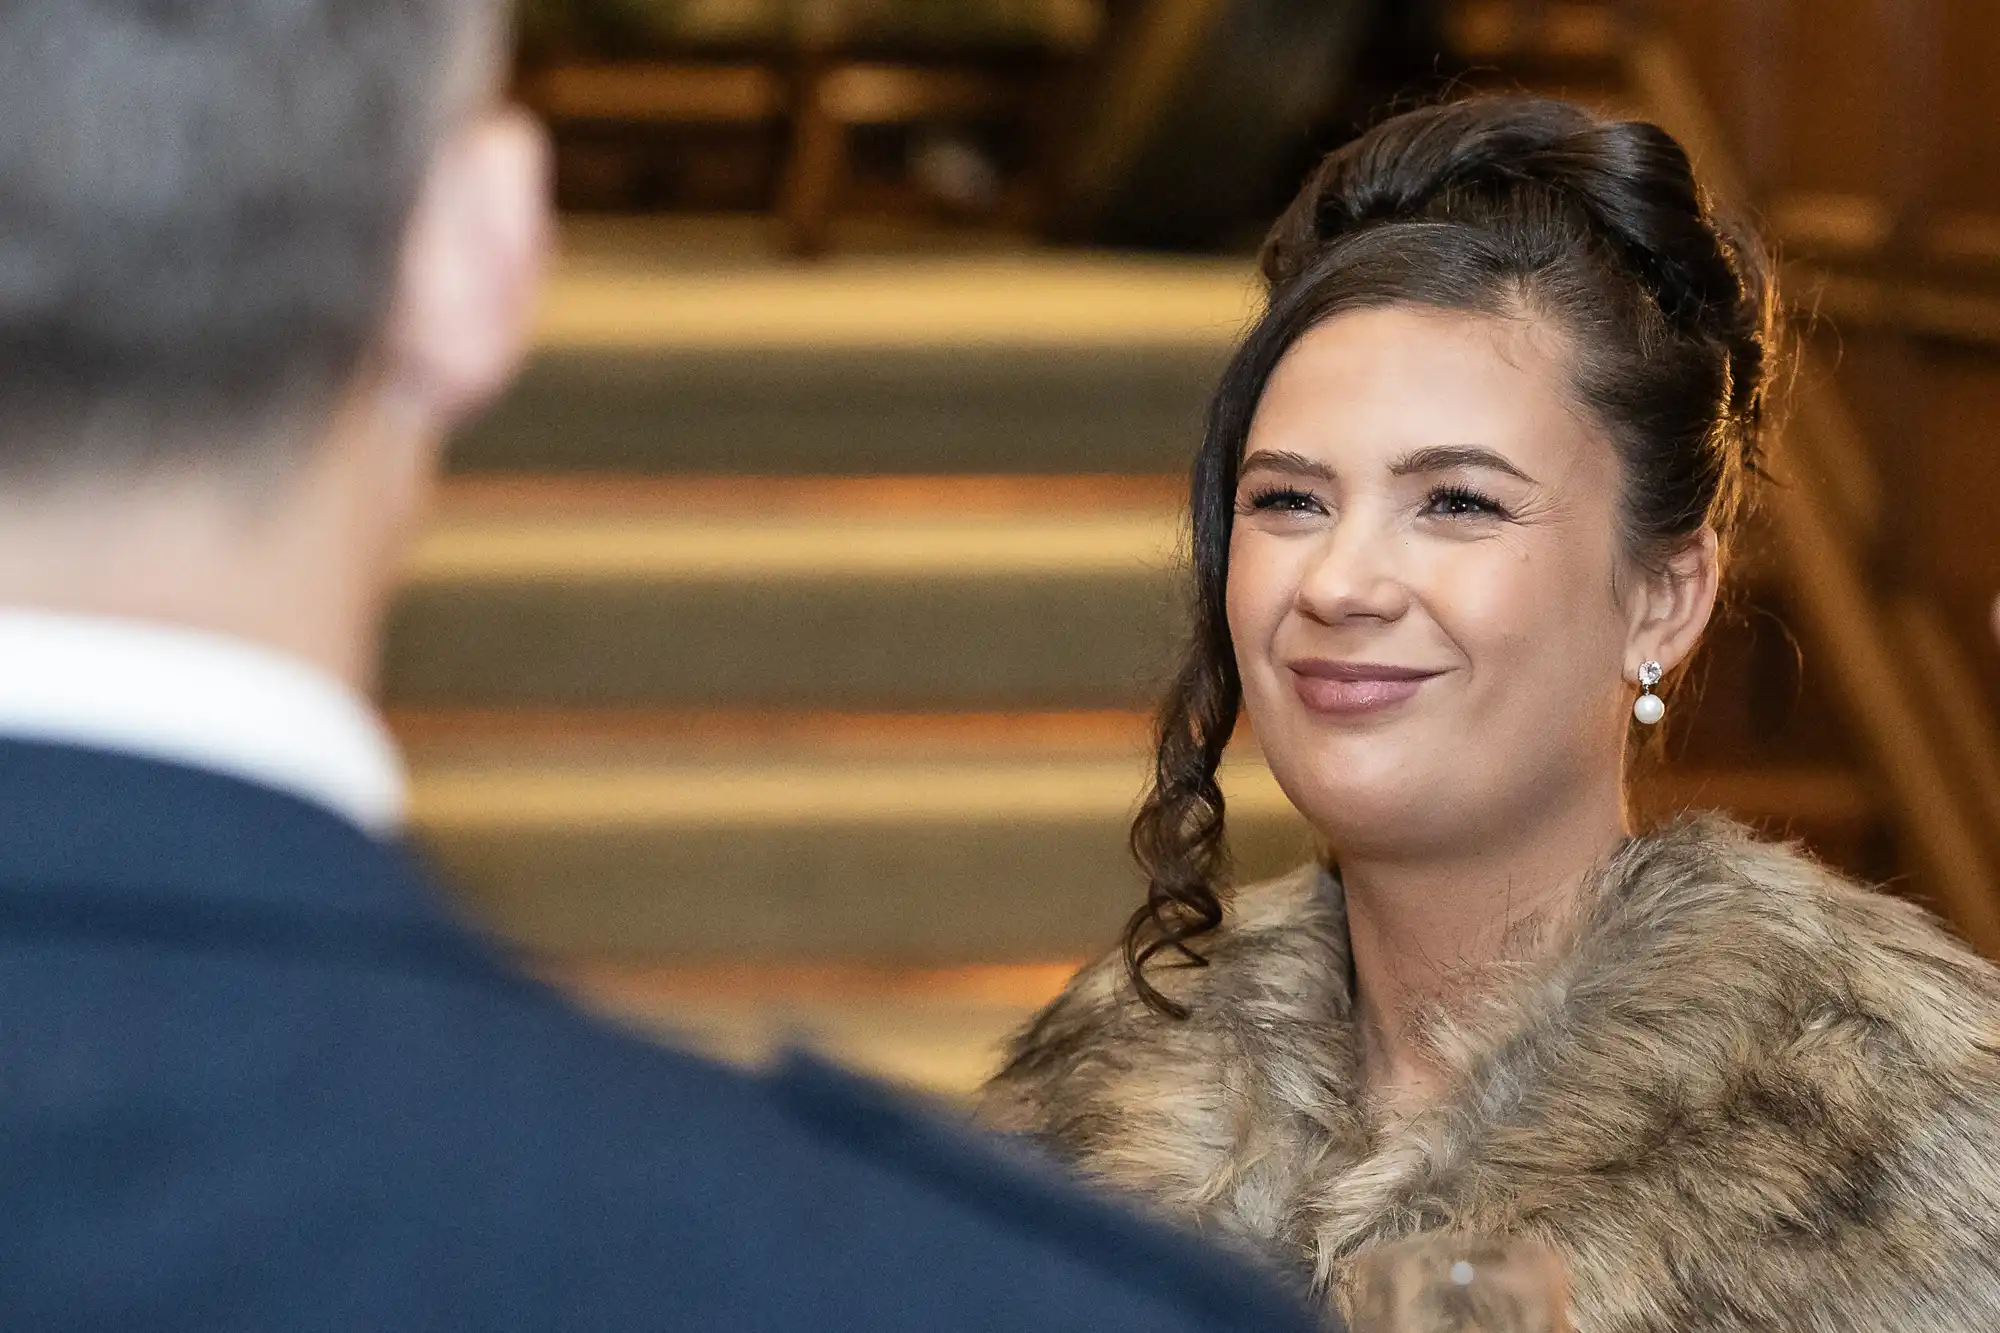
[1247,305,1603,479]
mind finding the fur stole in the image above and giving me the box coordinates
[981,817,2000,1331]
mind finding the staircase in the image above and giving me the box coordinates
[385,3,2000,1095]
[390,236,1323,1091]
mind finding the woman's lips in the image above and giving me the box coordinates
[1287,660,1443,716]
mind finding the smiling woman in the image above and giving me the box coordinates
[1225,307,1678,861]
[981,96,2000,1332]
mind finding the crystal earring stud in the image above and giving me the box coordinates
[1633,660,1665,725]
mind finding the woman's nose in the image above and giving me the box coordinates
[1293,516,1411,625]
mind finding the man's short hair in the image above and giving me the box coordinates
[0,1,498,479]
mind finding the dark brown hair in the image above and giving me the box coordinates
[1123,95,1779,1016]
[0,0,498,479]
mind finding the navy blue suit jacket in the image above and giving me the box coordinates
[0,739,1320,1331]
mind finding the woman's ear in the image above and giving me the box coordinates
[377,107,552,431]
[1625,527,1720,679]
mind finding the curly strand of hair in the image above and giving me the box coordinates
[1122,646,1240,1018]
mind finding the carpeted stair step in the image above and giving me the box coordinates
[404,709,1318,963]
[454,344,1236,476]
[450,250,1250,476]
[385,476,1189,709]
[546,959,1076,1097]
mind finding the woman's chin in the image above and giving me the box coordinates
[1266,766,1454,849]
[1265,727,1436,791]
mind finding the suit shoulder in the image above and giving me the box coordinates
[765,1053,1319,1332]
[385,987,1319,1331]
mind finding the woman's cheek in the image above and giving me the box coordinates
[1427,540,1544,644]
[1225,531,1287,660]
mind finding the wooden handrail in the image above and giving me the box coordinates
[1627,31,2000,954]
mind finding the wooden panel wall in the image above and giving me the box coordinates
[1936,0,2000,214]
[1653,0,1885,204]
[1658,0,2000,223]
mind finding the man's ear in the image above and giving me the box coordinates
[378,107,551,431]
[1625,527,1720,680]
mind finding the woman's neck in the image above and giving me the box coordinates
[1337,784,1628,1119]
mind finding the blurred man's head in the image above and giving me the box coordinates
[0,1,548,681]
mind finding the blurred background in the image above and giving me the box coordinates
[390,0,2000,1097]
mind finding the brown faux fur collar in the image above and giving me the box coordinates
[982,817,2000,1331]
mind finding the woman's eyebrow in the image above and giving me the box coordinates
[1389,444,1537,484]
[1238,449,1338,483]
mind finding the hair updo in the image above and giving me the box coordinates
[1124,95,1780,1015]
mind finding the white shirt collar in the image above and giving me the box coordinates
[0,609,407,836]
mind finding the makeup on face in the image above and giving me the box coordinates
[1225,305,1636,843]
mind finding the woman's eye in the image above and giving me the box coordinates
[1240,486,1325,516]
[1424,485,1508,520]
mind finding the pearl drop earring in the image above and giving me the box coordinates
[1633,660,1665,725]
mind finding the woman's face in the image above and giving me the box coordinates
[1227,304,1664,854]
